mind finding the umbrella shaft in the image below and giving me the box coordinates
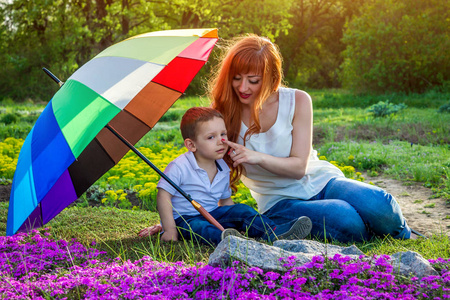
[105,124,193,203]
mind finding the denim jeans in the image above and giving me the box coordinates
[262,177,411,243]
[175,203,296,246]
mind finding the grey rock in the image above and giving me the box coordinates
[274,239,364,259]
[391,251,439,279]
[209,237,439,279]
[208,236,311,272]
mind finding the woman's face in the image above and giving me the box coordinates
[232,73,263,105]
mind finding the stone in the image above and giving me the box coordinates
[274,239,364,259]
[208,236,310,272]
[209,237,439,280]
[391,251,439,279]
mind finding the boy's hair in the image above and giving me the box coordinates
[180,107,224,140]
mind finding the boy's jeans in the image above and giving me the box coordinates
[263,177,411,242]
[175,203,293,246]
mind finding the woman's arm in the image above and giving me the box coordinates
[225,90,313,180]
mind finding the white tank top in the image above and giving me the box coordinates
[238,87,345,213]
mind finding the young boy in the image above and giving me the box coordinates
[155,107,312,246]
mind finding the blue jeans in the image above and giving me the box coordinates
[175,203,296,246]
[263,177,411,243]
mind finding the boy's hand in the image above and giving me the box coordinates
[160,228,178,242]
[138,224,163,237]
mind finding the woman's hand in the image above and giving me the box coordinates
[222,140,262,167]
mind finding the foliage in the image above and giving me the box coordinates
[0,0,294,101]
[367,100,407,118]
[438,102,450,114]
[0,113,19,125]
[341,0,450,93]
[277,0,362,89]
[1,0,448,100]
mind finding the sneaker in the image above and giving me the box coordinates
[276,216,312,240]
[221,228,248,241]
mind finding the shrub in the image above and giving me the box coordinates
[367,100,407,118]
[438,101,450,114]
[0,113,19,125]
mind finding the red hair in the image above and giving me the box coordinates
[180,107,223,140]
[208,34,284,190]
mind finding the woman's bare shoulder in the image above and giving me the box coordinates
[293,89,312,110]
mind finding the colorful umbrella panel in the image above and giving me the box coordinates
[7,28,218,236]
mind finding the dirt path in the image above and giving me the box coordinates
[1,175,449,237]
[363,172,450,237]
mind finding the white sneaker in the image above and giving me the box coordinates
[221,228,248,240]
[276,216,312,240]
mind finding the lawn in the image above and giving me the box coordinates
[0,90,449,298]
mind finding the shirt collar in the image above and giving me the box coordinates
[186,151,228,173]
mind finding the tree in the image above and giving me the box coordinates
[0,0,294,101]
[0,0,166,101]
[274,0,362,89]
[341,0,450,93]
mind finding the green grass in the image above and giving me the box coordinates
[1,90,449,265]
[309,88,450,109]
[313,107,450,146]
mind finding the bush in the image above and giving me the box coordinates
[0,113,19,125]
[438,102,450,114]
[367,101,407,118]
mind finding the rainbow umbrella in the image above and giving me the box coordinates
[7,28,221,236]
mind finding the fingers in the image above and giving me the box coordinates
[222,139,239,148]
[138,228,149,237]
[138,224,163,237]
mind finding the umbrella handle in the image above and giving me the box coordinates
[105,125,225,232]
[191,200,225,231]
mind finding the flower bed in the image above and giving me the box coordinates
[1,230,449,299]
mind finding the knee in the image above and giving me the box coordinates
[232,203,258,215]
[313,202,369,242]
[368,191,405,226]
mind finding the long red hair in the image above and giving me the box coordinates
[208,34,284,191]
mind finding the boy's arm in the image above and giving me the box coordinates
[157,188,178,241]
[218,197,234,206]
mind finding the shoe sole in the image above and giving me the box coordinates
[221,228,248,240]
[277,216,312,240]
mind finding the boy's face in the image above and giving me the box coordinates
[189,117,229,162]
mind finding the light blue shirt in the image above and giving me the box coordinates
[157,151,232,220]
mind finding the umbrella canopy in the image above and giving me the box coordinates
[7,28,218,236]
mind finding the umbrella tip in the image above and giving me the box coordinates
[42,67,64,87]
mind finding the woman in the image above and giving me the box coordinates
[209,34,412,242]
